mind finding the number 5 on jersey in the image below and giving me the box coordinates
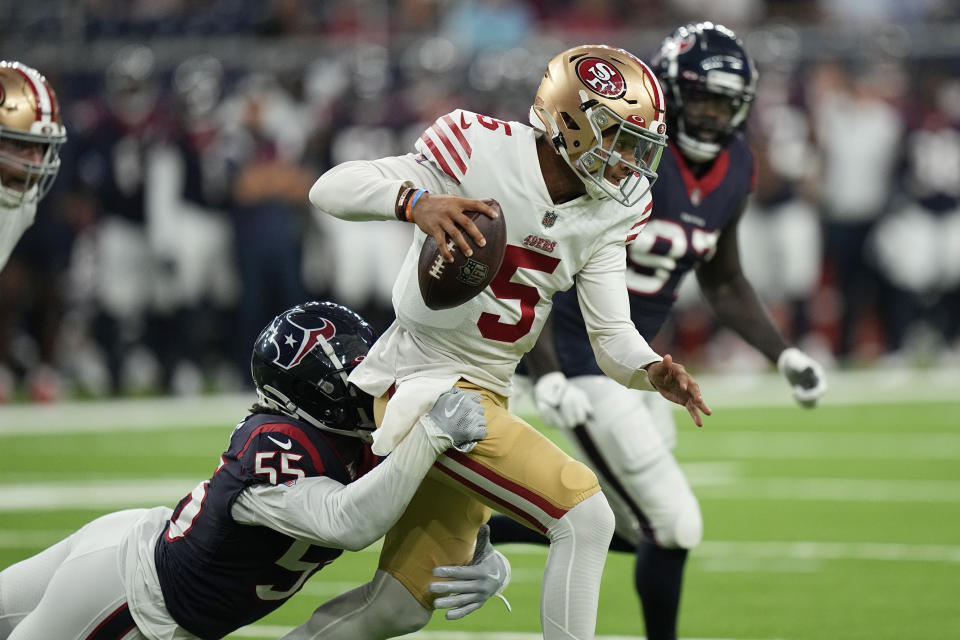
[478,244,560,343]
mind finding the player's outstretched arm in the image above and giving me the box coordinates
[696,211,826,408]
[645,355,712,427]
[231,388,487,550]
[429,524,512,620]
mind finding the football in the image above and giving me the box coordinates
[418,199,506,310]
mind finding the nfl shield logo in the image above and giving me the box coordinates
[457,258,490,286]
[542,210,558,228]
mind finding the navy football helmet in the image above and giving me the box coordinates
[251,301,377,441]
[652,22,757,162]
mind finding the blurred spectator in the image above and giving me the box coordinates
[144,54,238,393]
[441,0,534,54]
[63,44,173,394]
[870,67,960,362]
[740,68,823,349]
[806,59,904,360]
[219,72,315,380]
[666,0,764,30]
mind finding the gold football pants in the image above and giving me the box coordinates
[374,380,601,608]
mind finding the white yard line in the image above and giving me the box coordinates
[228,629,778,640]
[4,473,959,513]
[495,540,960,565]
[3,524,958,566]
[0,478,197,511]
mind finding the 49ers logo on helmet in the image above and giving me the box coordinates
[271,315,337,369]
[576,58,626,98]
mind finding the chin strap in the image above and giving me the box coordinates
[258,385,374,443]
[676,128,721,163]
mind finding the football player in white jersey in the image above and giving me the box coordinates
[298,45,710,640]
[491,24,828,640]
[0,61,66,272]
[0,301,507,640]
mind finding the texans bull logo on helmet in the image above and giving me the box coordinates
[268,314,337,370]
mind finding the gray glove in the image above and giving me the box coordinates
[421,387,487,454]
[777,347,827,408]
[429,524,512,620]
[534,371,593,430]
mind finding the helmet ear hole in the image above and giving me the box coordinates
[560,111,580,130]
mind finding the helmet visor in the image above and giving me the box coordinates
[0,127,66,204]
[576,105,666,206]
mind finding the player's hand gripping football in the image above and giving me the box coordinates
[430,524,512,620]
[646,354,712,427]
[412,193,500,263]
[421,387,488,454]
[777,347,827,408]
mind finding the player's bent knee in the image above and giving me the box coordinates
[371,572,432,635]
[550,491,615,543]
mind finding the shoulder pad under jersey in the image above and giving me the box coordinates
[414,109,517,185]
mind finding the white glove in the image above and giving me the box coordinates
[533,371,593,430]
[429,524,511,620]
[420,387,487,454]
[777,347,827,408]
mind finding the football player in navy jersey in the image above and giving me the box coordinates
[489,23,827,640]
[0,301,509,640]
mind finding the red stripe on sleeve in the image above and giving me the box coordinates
[442,114,472,157]
[430,123,467,174]
[418,134,461,184]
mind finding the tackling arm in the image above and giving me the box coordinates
[231,390,486,550]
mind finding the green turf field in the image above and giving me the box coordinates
[2,375,958,640]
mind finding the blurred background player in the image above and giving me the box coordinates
[300,44,709,640]
[0,61,64,271]
[489,23,827,640]
[0,300,508,640]
[0,61,66,400]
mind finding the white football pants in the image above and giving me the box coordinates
[564,375,703,550]
[0,509,150,640]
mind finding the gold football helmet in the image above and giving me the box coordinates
[531,45,667,206]
[0,61,66,206]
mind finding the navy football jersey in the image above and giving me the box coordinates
[154,412,376,640]
[554,135,755,376]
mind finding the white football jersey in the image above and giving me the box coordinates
[0,199,37,272]
[311,109,660,398]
